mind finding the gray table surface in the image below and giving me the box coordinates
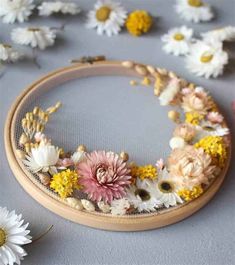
[0,0,235,264]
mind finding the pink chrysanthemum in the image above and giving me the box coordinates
[77,151,131,203]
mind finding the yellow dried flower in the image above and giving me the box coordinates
[50,169,80,198]
[178,185,203,202]
[195,136,227,168]
[131,164,157,180]
[185,111,204,125]
[126,10,153,36]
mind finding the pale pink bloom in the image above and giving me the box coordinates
[57,158,74,167]
[181,87,192,95]
[173,123,196,142]
[156,158,164,170]
[182,90,212,115]
[207,112,223,124]
[77,151,131,203]
[167,145,216,189]
[34,132,46,142]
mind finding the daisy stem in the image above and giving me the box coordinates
[51,22,67,31]
[31,225,53,244]
[31,48,41,69]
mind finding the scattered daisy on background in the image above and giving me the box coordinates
[185,41,228,78]
[155,168,183,208]
[11,27,57,50]
[86,0,127,37]
[23,142,59,174]
[0,207,31,265]
[175,0,214,23]
[38,1,81,16]
[0,0,35,24]
[0,43,22,63]
[161,26,194,56]
[201,26,235,44]
[126,178,161,212]
[125,10,153,37]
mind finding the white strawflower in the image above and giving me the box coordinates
[23,142,59,174]
[159,78,181,106]
[201,26,235,44]
[196,121,229,138]
[110,198,130,215]
[38,1,81,16]
[126,179,161,212]
[0,0,35,24]
[185,41,228,78]
[86,0,127,36]
[155,168,183,208]
[169,136,186,149]
[11,27,57,50]
[71,151,85,165]
[175,0,214,23]
[161,26,194,56]
[0,44,22,63]
[0,207,31,265]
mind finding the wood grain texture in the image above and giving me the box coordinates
[4,61,232,231]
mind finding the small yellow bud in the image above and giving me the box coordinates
[168,110,180,123]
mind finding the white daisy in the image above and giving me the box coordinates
[155,168,183,208]
[11,27,57,50]
[126,178,161,212]
[71,151,85,165]
[38,1,81,16]
[185,41,228,78]
[0,207,31,265]
[110,198,130,216]
[175,0,214,23]
[196,121,229,138]
[86,0,127,36]
[0,44,22,63]
[161,26,193,56]
[201,26,235,44]
[23,142,59,174]
[159,78,181,106]
[0,0,35,24]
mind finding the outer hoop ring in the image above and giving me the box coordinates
[4,61,231,231]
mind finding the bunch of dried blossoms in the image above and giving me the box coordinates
[16,61,230,216]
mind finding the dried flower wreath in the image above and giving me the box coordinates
[15,60,230,217]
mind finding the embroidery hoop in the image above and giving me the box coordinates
[4,60,231,231]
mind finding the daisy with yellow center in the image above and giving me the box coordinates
[50,169,81,198]
[178,185,203,202]
[195,136,227,168]
[161,26,193,56]
[185,41,228,78]
[86,0,127,36]
[126,10,153,36]
[201,26,235,44]
[175,0,214,23]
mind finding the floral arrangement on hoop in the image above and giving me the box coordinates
[15,61,230,216]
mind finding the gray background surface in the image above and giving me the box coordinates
[0,0,235,264]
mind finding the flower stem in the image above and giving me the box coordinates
[31,225,53,244]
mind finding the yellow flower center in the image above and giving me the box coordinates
[158,181,174,193]
[96,6,111,22]
[188,0,203,7]
[135,188,151,201]
[200,52,214,63]
[28,28,41,32]
[173,33,185,41]
[0,228,6,247]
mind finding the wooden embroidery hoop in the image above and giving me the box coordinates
[4,59,231,231]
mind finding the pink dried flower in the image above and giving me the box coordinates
[167,145,216,189]
[77,151,131,203]
[173,123,196,142]
[155,158,164,170]
[57,158,74,167]
[182,90,212,115]
[181,87,192,95]
[207,112,224,124]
